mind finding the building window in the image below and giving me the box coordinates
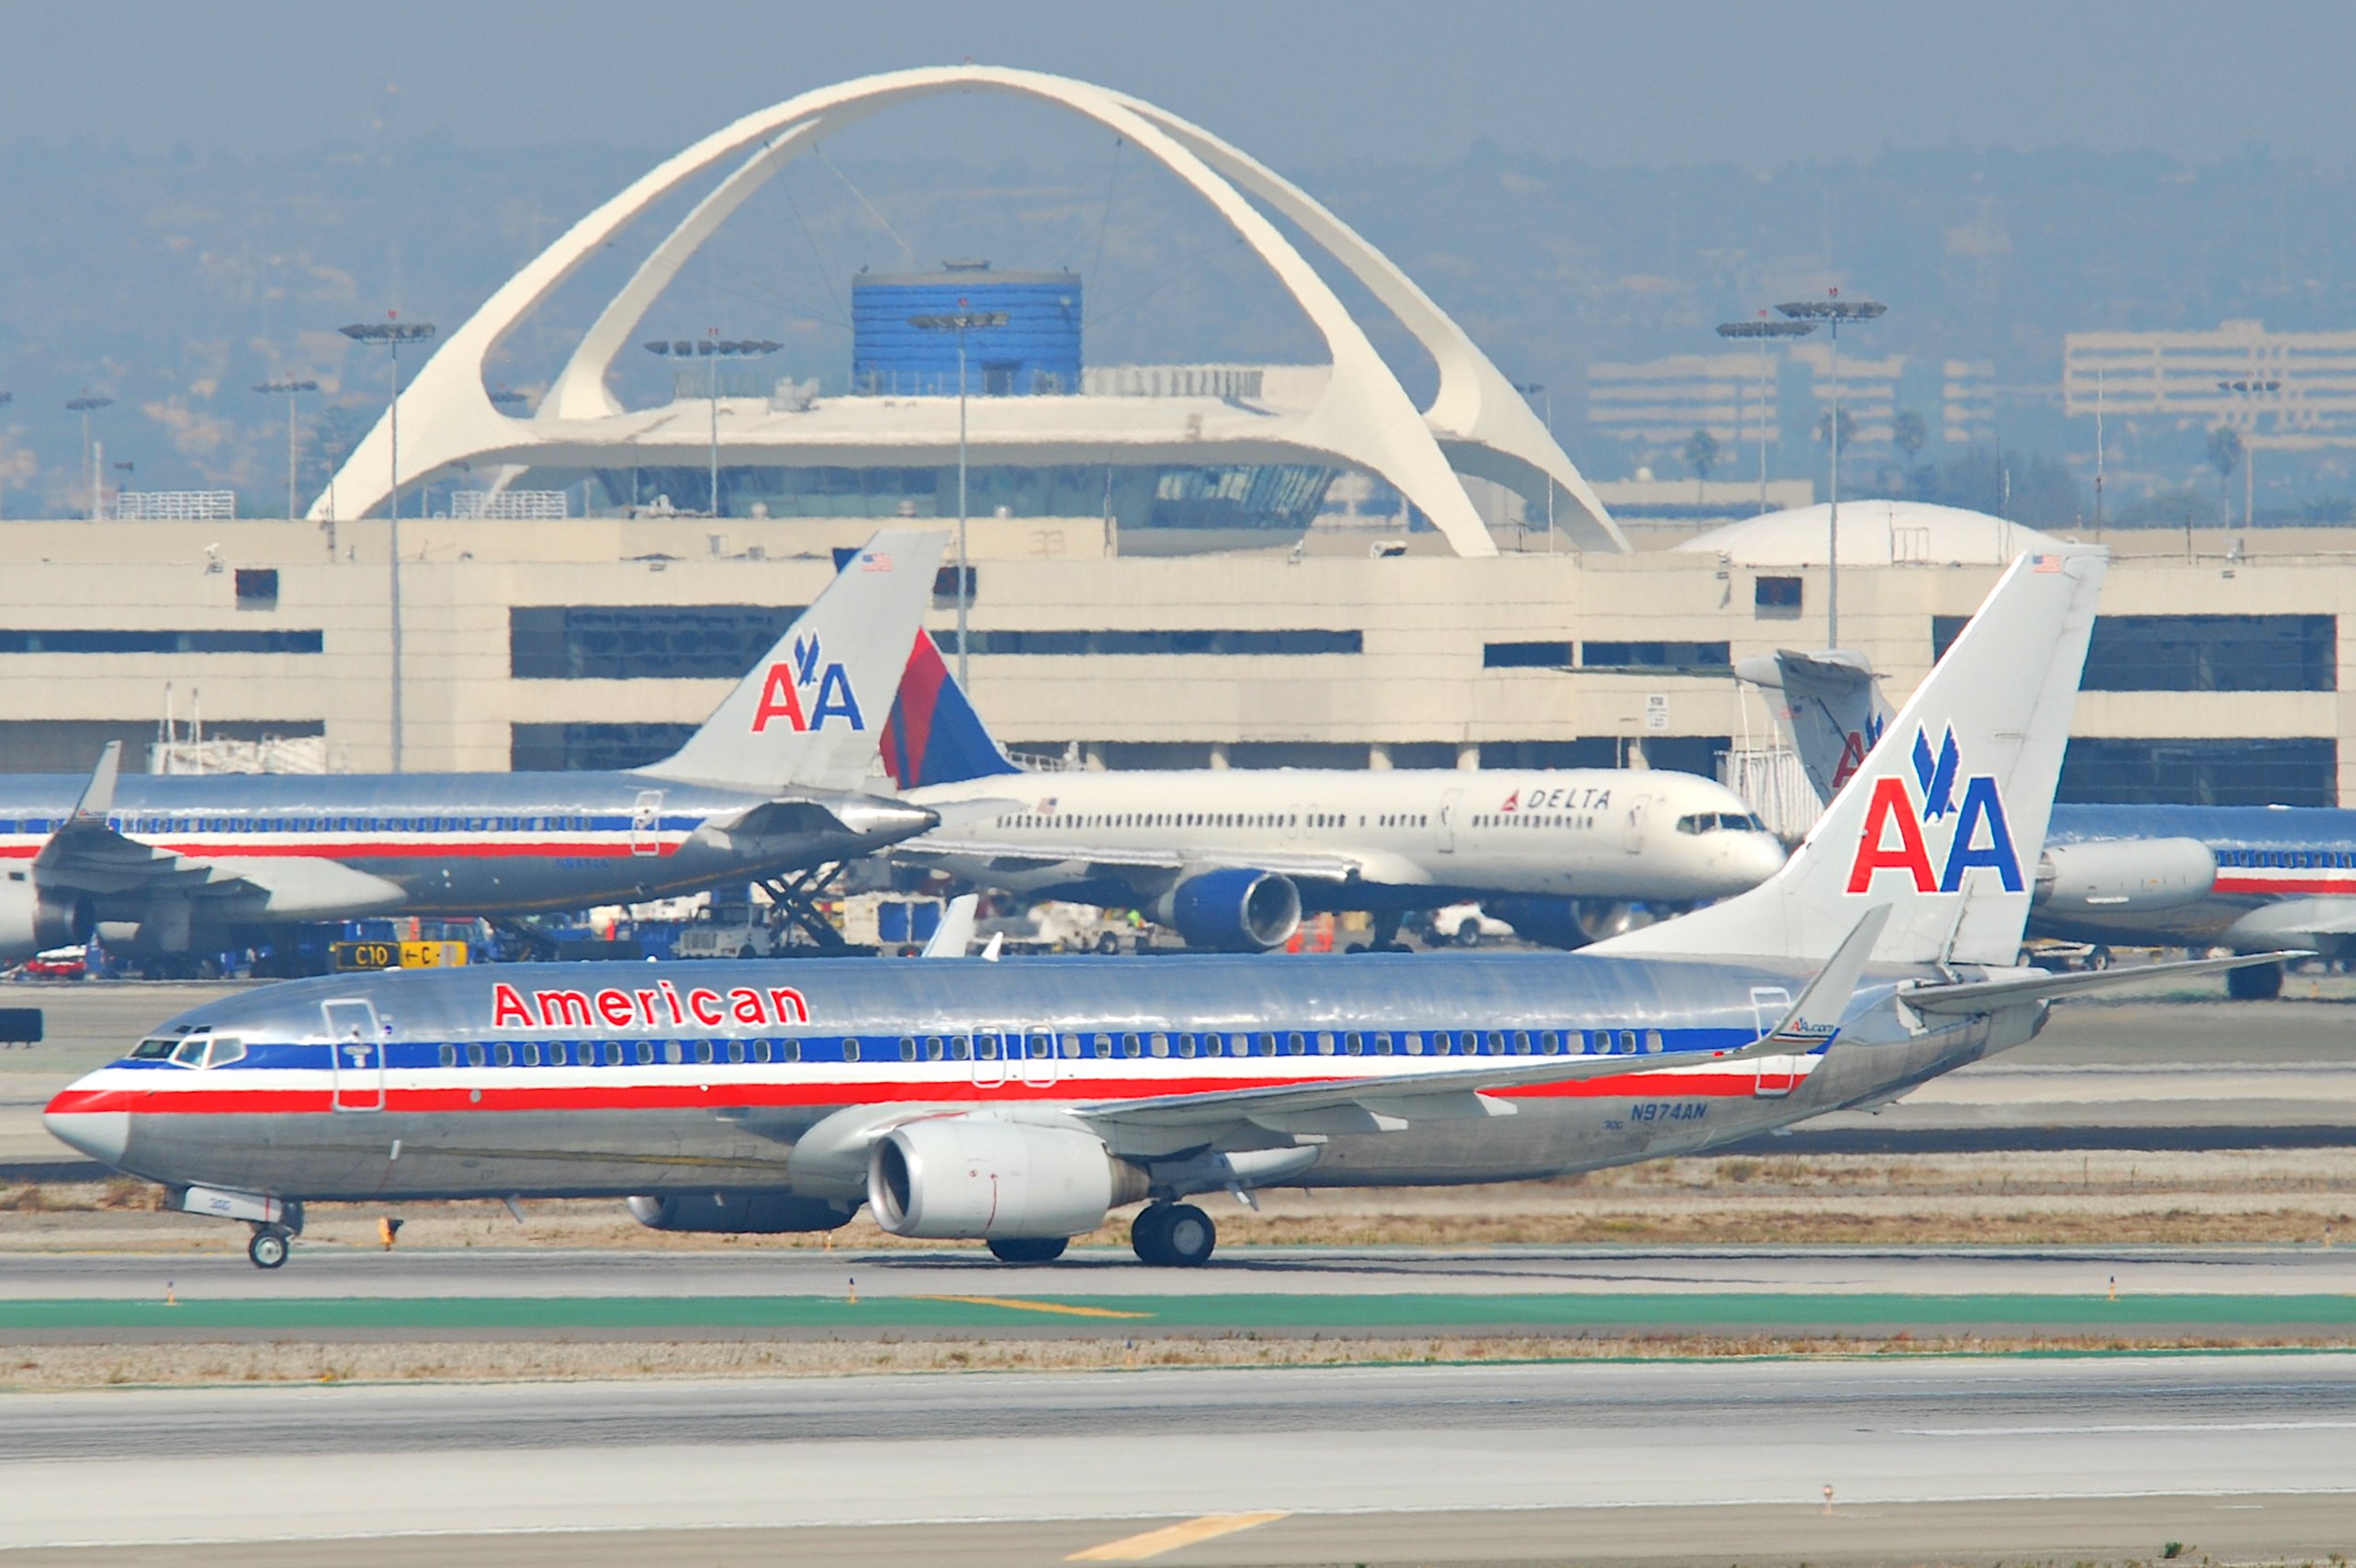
[510,723,698,773]
[1754,576,1802,615]
[1576,640,1731,672]
[945,628,1361,657]
[0,628,321,654]
[233,569,279,609]
[1935,614,2336,693]
[509,604,803,681]
[1484,640,1572,669]
[2058,737,2337,807]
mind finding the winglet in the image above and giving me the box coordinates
[920,893,978,958]
[1758,904,1889,1050]
[72,742,121,822]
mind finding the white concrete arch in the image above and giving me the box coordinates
[316,65,1620,557]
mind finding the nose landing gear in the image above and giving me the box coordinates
[1130,1202,1216,1267]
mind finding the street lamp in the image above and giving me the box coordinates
[2218,378,2283,527]
[908,308,1009,685]
[1776,293,1886,648]
[340,316,438,773]
[641,334,781,519]
[254,378,319,522]
[1716,317,1817,516]
[64,395,114,521]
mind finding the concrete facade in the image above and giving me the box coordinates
[0,515,2349,800]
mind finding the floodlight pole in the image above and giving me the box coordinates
[65,396,113,521]
[2218,378,2281,528]
[1512,381,1553,551]
[910,308,1009,686]
[340,318,438,772]
[1776,296,1884,648]
[0,390,10,520]
[1717,318,1815,517]
[254,379,319,521]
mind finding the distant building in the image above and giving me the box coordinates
[1587,349,1991,462]
[2064,319,2356,435]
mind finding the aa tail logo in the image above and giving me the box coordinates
[1845,726,2022,895]
[1829,711,1885,791]
[751,634,866,734]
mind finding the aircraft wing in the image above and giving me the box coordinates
[904,836,1369,883]
[2224,897,2356,943]
[1900,949,2309,1015]
[1080,909,1887,1149]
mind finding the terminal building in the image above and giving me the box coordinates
[0,67,2348,817]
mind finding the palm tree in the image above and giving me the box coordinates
[1683,428,1721,506]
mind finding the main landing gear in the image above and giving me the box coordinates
[761,863,851,950]
[246,1224,292,1269]
[1131,1202,1216,1267]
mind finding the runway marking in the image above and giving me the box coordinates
[1067,1510,1290,1561]
[916,1294,1154,1320]
[1901,1420,2356,1437]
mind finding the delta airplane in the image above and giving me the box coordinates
[46,548,2292,1269]
[875,631,1787,952]
[1746,641,2356,998]
[0,531,945,975]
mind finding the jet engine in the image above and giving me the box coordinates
[1150,868,1302,952]
[2034,838,2215,917]
[626,1190,857,1233]
[0,881,84,962]
[867,1117,1148,1240]
[1482,895,1641,951]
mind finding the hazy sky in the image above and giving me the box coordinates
[4,1,2352,170]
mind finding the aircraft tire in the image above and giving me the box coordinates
[1131,1204,1175,1264]
[247,1227,289,1269]
[1160,1204,1215,1267]
[986,1235,1069,1264]
[2226,961,2283,1001]
[1453,923,1482,948]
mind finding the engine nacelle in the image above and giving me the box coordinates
[1151,868,1301,952]
[0,879,84,962]
[2034,838,2215,917]
[867,1117,1148,1240]
[1483,896,1642,950]
[626,1190,856,1234]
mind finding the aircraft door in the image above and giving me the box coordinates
[630,789,665,857]
[1748,986,1798,1097]
[1019,1029,1059,1089]
[1625,795,1648,855]
[323,998,386,1112]
[1437,789,1461,853]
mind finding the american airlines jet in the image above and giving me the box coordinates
[0,531,946,975]
[1746,640,2356,998]
[876,633,1787,951]
[49,548,2288,1270]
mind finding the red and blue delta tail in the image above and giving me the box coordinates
[881,632,1020,788]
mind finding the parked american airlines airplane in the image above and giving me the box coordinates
[48,549,2288,1269]
[1745,641,2356,998]
[0,531,945,975]
[875,632,1786,952]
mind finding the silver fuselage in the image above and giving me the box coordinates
[47,952,2030,1204]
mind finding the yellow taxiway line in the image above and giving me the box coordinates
[913,1293,1155,1320]
[1066,1510,1291,1562]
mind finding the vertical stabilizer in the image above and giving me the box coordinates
[642,530,947,794]
[1596,550,2107,965]
[1736,649,1895,807]
[880,630,1020,788]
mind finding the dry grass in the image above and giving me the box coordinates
[6,1329,2345,1392]
[6,1148,2353,1252]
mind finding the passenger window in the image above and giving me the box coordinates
[753,1041,772,1064]
[951,1036,971,1061]
[977,1036,1000,1061]
[468,1043,487,1067]
[438,1044,457,1068]
[493,1043,514,1067]
[1645,1029,1665,1054]
[1404,1032,1424,1055]
[843,1039,862,1062]
[1618,1031,1638,1055]
[1344,1032,1362,1056]
[898,1037,918,1062]
[1150,1034,1170,1058]
[780,1039,801,1063]
[1122,1033,1143,1058]
[925,1036,944,1061]
[1176,1033,1196,1058]
[727,1041,745,1065]
[523,1043,542,1067]
[1257,1033,1276,1056]
[1512,1032,1530,1055]
[1539,1032,1559,1055]
[1060,1035,1082,1059]
[663,1042,682,1066]
[1483,1032,1504,1055]
[1317,1032,1336,1055]
[1374,1033,1393,1056]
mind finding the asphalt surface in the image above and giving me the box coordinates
[5,1354,2352,1562]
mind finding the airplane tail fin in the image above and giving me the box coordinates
[641,530,947,795]
[879,629,1020,788]
[1736,648,1894,809]
[1595,549,2108,966]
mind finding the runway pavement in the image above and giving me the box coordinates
[3,1354,2352,1562]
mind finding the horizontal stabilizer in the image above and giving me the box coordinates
[920,894,978,958]
[1901,949,2311,1015]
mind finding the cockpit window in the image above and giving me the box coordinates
[1678,811,1767,835]
[203,1038,245,1068]
[130,1037,176,1059]
[170,1038,209,1066]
